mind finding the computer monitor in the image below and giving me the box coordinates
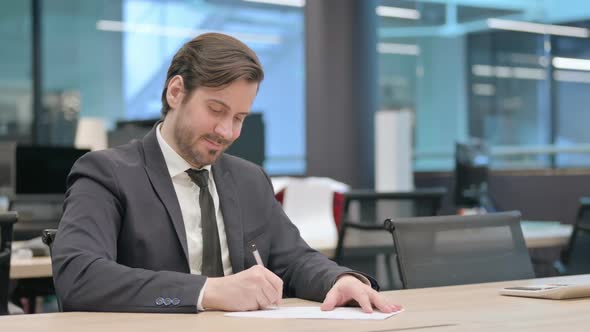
[16,146,89,194]
[108,118,157,148]
[454,139,492,209]
[226,112,265,167]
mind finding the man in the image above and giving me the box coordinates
[53,33,400,313]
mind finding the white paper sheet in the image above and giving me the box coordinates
[224,306,403,320]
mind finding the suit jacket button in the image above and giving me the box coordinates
[155,297,164,306]
[164,298,172,306]
[172,298,180,305]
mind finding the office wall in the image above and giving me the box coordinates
[305,0,378,188]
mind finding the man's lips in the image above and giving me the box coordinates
[203,137,227,150]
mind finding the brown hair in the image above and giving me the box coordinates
[161,33,264,117]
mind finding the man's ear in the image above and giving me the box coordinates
[166,75,185,110]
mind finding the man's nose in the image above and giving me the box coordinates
[214,117,233,140]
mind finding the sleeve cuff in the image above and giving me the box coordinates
[197,279,208,311]
[336,272,371,286]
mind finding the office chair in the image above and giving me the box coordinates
[41,229,61,312]
[334,188,446,290]
[554,197,590,275]
[41,229,57,253]
[1,211,18,315]
[10,195,64,241]
[384,211,535,289]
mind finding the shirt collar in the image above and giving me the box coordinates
[156,123,211,178]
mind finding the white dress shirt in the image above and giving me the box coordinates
[156,124,233,310]
[155,124,370,310]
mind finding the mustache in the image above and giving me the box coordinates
[203,134,231,146]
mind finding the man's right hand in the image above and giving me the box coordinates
[201,265,283,311]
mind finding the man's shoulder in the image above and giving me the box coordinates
[218,153,263,174]
[216,154,275,195]
[74,139,145,172]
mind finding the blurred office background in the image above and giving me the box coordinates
[1,0,590,220]
[3,0,590,313]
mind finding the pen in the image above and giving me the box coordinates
[251,243,280,309]
[251,243,264,266]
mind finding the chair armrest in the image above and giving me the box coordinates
[0,248,10,264]
[341,220,388,231]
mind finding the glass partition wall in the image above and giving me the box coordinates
[3,0,590,175]
[0,0,305,175]
[377,0,590,171]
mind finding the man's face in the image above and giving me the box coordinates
[172,79,258,168]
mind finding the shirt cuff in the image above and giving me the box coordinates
[197,279,208,311]
[336,272,371,286]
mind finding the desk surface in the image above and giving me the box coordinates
[9,256,52,279]
[1,274,589,332]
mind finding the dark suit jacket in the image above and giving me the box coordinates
[52,127,373,313]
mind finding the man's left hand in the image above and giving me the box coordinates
[320,275,402,313]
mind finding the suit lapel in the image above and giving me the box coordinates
[213,158,245,273]
[141,125,189,264]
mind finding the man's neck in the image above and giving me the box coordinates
[160,118,206,170]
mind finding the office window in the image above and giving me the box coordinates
[121,0,305,175]
[468,19,590,170]
[553,27,590,168]
[467,30,551,169]
[378,0,590,171]
[0,0,32,144]
[42,0,122,146]
[378,0,469,171]
[39,0,305,174]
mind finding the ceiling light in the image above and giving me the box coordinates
[376,6,420,20]
[96,20,282,44]
[487,18,590,38]
[377,43,420,55]
[553,57,590,71]
[554,70,590,83]
[242,0,304,7]
[472,83,496,96]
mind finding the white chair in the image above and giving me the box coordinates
[275,177,349,251]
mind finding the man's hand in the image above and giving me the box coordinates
[202,265,283,311]
[320,275,402,313]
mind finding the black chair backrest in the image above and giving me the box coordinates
[0,211,18,315]
[41,228,61,312]
[41,229,58,254]
[560,198,590,275]
[334,188,446,289]
[385,211,535,289]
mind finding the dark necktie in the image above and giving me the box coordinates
[185,169,224,277]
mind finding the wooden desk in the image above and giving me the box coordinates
[315,220,574,257]
[521,221,573,248]
[9,256,52,279]
[1,274,588,332]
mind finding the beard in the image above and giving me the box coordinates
[173,120,232,168]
